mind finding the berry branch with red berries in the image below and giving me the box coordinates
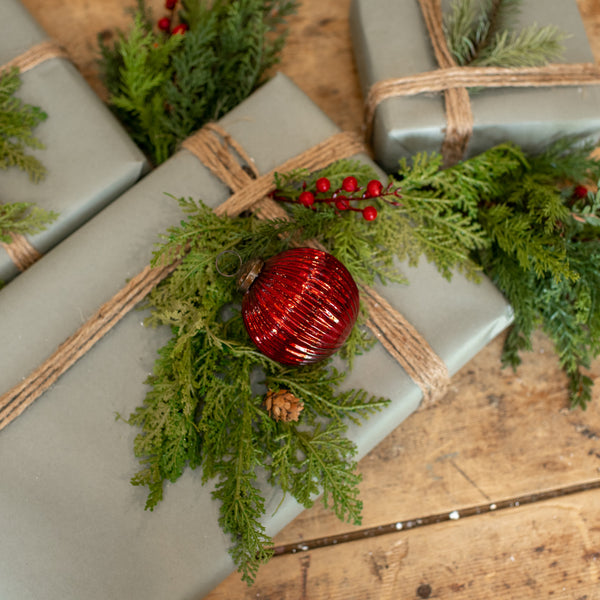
[272,175,395,221]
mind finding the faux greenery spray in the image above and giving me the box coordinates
[98,0,298,165]
[0,67,57,252]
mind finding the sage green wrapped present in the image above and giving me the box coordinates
[0,0,148,284]
[0,73,512,599]
[350,0,600,172]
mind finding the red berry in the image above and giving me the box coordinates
[574,185,588,199]
[165,0,177,8]
[299,191,315,207]
[157,16,171,31]
[366,180,383,198]
[335,196,349,211]
[342,176,358,192]
[172,23,188,35]
[362,206,378,221]
[315,177,331,193]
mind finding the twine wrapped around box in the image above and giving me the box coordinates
[364,0,600,166]
[0,124,450,432]
[0,40,69,271]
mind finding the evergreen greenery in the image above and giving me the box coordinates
[386,139,600,409]
[0,67,57,260]
[443,0,566,68]
[98,0,298,165]
[0,201,58,244]
[470,142,600,410]
[127,154,498,582]
[0,67,47,181]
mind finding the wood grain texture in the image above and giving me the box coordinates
[18,0,600,598]
[206,489,600,599]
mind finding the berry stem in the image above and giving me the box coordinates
[270,176,404,222]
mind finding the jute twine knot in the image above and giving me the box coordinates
[0,123,448,432]
[364,0,600,167]
[1,40,70,271]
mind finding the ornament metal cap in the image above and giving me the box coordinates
[237,257,265,293]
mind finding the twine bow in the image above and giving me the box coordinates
[364,0,600,166]
[0,125,449,432]
[1,40,69,271]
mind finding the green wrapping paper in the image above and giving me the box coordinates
[0,73,513,599]
[350,0,600,172]
[0,0,148,283]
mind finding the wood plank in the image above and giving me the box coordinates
[17,1,600,598]
[205,487,600,599]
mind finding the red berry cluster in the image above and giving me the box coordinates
[274,176,401,222]
[157,0,189,35]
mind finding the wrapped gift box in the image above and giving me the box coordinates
[0,73,513,599]
[0,0,148,283]
[350,0,600,172]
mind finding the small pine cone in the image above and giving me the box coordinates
[265,389,304,422]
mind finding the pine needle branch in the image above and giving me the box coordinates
[443,0,566,69]
[98,0,298,165]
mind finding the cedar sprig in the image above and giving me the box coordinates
[0,201,58,244]
[467,141,600,409]
[443,0,566,69]
[101,15,183,165]
[128,141,600,584]
[382,138,600,408]
[278,140,600,407]
[0,68,57,251]
[98,0,298,165]
[0,67,47,182]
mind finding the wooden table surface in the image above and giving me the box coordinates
[22,0,600,598]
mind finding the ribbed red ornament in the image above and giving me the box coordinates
[238,248,360,365]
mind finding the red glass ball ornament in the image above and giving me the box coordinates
[238,248,360,365]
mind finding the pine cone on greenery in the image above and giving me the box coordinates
[265,389,304,422]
